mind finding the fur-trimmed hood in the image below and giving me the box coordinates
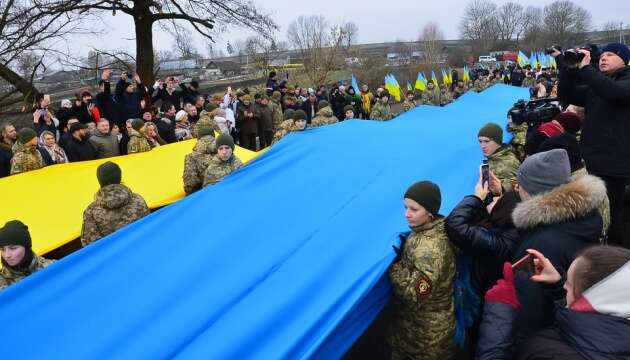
[512,175,607,230]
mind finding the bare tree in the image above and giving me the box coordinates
[245,36,288,75]
[419,22,444,65]
[287,15,353,86]
[0,0,87,106]
[521,6,546,50]
[543,0,591,47]
[459,0,500,52]
[496,2,525,47]
[601,21,622,42]
[168,24,202,60]
[30,0,278,85]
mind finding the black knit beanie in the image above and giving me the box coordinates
[97,161,122,187]
[318,100,330,111]
[293,109,307,121]
[404,181,441,215]
[283,109,295,120]
[197,127,215,139]
[0,220,32,248]
[477,123,503,144]
[131,118,145,131]
[216,134,235,150]
[18,128,37,144]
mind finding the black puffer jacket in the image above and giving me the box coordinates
[558,65,630,177]
[510,175,607,341]
[446,192,521,295]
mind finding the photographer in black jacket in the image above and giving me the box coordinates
[555,43,630,248]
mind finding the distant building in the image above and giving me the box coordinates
[205,61,242,78]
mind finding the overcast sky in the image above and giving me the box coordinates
[70,0,629,59]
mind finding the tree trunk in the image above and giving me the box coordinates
[134,12,155,85]
[0,62,40,106]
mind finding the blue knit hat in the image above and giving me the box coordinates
[601,43,630,66]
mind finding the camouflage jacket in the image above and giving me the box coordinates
[474,78,488,92]
[272,119,295,144]
[421,88,441,105]
[507,122,529,161]
[370,102,392,121]
[183,135,217,194]
[269,100,284,132]
[487,145,521,192]
[453,86,468,99]
[388,218,456,360]
[127,129,151,154]
[0,254,54,290]
[522,77,536,88]
[10,141,44,175]
[193,111,220,138]
[202,154,243,187]
[571,168,611,243]
[81,183,150,246]
[401,100,417,113]
[439,91,453,106]
[310,106,338,128]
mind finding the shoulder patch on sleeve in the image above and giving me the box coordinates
[415,272,433,299]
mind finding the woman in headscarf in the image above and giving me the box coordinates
[37,130,68,166]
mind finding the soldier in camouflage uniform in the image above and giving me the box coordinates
[370,93,392,121]
[401,91,417,113]
[183,127,217,195]
[10,128,43,175]
[203,134,243,187]
[507,119,528,162]
[389,181,456,360]
[310,101,338,128]
[439,85,453,106]
[270,91,284,132]
[478,123,521,191]
[0,220,55,290]
[521,71,536,88]
[452,80,468,100]
[421,81,441,105]
[194,102,221,138]
[272,110,308,144]
[127,119,151,154]
[473,76,488,92]
[81,161,150,247]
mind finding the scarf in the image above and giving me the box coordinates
[38,131,68,164]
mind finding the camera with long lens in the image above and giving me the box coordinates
[546,44,600,70]
[508,98,561,131]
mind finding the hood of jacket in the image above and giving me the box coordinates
[512,175,607,230]
[316,106,334,118]
[95,184,133,210]
[554,306,630,360]
[0,140,12,153]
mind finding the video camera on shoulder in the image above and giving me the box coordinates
[508,98,561,129]
[545,44,600,70]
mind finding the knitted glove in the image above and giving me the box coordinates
[485,262,521,309]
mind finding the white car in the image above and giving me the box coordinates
[478,55,497,63]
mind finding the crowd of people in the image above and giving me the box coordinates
[1,41,629,359]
